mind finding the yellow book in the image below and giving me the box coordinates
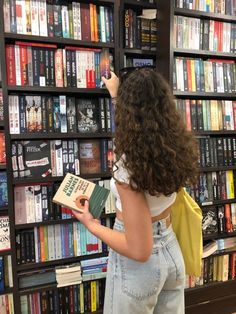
[226,170,235,199]
[210,100,219,131]
[80,283,84,313]
[213,256,217,282]
[91,281,97,312]
[216,256,222,281]
[222,255,229,282]
[190,59,196,92]
[43,226,48,261]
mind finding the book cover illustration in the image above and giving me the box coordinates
[0,216,10,251]
[76,99,100,133]
[79,140,101,174]
[22,140,52,178]
[202,208,218,235]
[53,173,110,219]
[100,48,111,81]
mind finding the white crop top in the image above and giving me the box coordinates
[110,158,176,217]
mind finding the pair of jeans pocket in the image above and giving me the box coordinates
[120,253,161,301]
[166,237,185,283]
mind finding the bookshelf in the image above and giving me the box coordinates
[0,0,119,313]
[157,1,236,314]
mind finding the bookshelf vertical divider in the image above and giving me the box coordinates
[0,5,20,314]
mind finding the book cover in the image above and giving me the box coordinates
[53,173,110,218]
[100,48,111,80]
[76,98,100,133]
[79,140,101,174]
[0,216,11,251]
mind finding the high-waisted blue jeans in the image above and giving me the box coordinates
[104,218,185,314]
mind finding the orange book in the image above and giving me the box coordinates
[39,226,45,262]
[186,59,192,91]
[93,4,99,42]
[90,4,95,42]
[0,133,6,164]
[224,204,233,233]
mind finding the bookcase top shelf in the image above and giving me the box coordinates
[11,133,114,141]
[194,131,236,136]
[174,48,236,60]
[7,86,109,95]
[0,249,12,256]
[199,166,236,172]
[123,48,156,56]
[174,8,236,22]
[200,198,236,207]
[16,252,108,272]
[173,91,236,99]
[4,33,115,49]
[203,231,236,241]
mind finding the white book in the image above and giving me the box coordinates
[30,0,40,36]
[34,227,39,262]
[25,0,31,35]
[61,5,70,38]
[209,20,214,51]
[8,96,16,134]
[14,45,21,86]
[99,6,106,42]
[16,0,26,34]
[25,186,36,223]
[3,0,11,33]
[55,140,63,177]
[34,185,42,222]
[7,256,13,287]
[47,225,55,260]
[54,224,62,259]
[73,139,80,175]
[225,100,234,130]
[63,49,67,87]
[13,95,20,134]
[39,0,48,37]
[8,293,14,314]
[60,95,67,133]
[72,2,78,39]
[76,51,87,88]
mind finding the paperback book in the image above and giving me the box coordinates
[53,173,110,218]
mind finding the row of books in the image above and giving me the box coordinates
[14,180,115,225]
[12,139,113,179]
[6,43,112,88]
[174,16,235,53]
[176,99,236,132]
[0,294,14,314]
[9,95,115,135]
[175,0,236,15]
[20,280,105,314]
[0,172,7,207]
[0,90,3,122]
[202,204,236,235]
[185,252,236,289]
[186,170,235,204]
[4,0,114,43]
[80,257,108,282]
[174,57,236,93]
[197,136,236,168]
[15,219,112,264]
[124,9,157,50]
[0,256,13,292]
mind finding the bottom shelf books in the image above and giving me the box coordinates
[20,280,106,313]
[0,294,14,314]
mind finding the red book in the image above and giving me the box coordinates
[5,45,16,85]
[19,45,28,86]
[0,133,6,164]
[80,3,91,41]
[15,41,57,49]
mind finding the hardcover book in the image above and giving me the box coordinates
[53,173,110,218]
[76,99,100,133]
[79,140,101,174]
[100,48,111,79]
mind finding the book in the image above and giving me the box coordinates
[100,48,111,79]
[202,240,218,258]
[0,216,11,251]
[53,173,110,218]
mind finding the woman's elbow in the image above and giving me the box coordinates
[132,248,152,263]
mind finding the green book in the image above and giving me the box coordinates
[53,173,110,218]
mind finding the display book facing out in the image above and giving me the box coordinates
[53,173,110,219]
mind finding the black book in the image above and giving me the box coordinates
[66,97,76,133]
[202,208,218,235]
[21,140,51,178]
[32,47,40,86]
[76,98,100,133]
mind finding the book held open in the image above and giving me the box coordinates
[53,173,110,218]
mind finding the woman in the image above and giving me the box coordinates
[72,68,198,314]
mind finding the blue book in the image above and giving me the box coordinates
[0,172,8,206]
[0,257,4,292]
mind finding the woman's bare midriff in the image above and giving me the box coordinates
[116,205,172,223]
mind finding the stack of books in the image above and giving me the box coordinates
[55,263,82,288]
[81,256,108,281]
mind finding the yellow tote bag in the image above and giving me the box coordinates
[171,188,203,277]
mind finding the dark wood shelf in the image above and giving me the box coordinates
[0,164,6,170]
[0,287,14,296]
[203,231,236,241]
[4,33,115,49]
[123,48,156,56]
[200,198,236,207]
[174,8,236,22]
[15,212,115,230]
[174,48,236,59]
[7,86,109,95]
[0,205,8,211]
[11,132,114,140]
[123,0,156,9]
[199,166,236,172]
[0,249,12,256]
[173,91,236,99]
[0,121,4,128]
[194,130,236,136]
[13,173,111,185]
[19,283,57,295]
[16,252,108,272]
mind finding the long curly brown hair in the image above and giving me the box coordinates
[114,68,198,196]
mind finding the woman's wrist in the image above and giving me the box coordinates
[111,96,117,105]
